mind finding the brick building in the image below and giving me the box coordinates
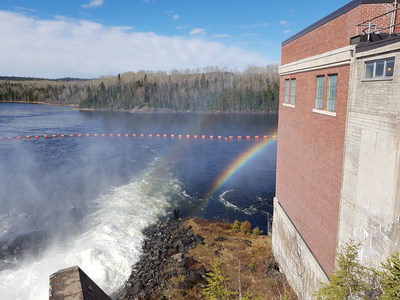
[272,0,400,298]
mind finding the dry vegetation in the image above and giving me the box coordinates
[164,218,297,300]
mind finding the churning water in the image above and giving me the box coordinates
[0,103,277,299]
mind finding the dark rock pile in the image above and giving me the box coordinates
[115,216,207,300]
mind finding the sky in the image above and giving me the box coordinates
[0,0,351,78]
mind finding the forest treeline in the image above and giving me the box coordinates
[0,65,279,112]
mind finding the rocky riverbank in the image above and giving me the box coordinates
[115,217,206,300]
[115,216,296,300]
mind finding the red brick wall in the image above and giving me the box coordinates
[276,65,349,275]
[282,3,394,64]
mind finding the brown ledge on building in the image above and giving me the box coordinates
[49,266,111,300]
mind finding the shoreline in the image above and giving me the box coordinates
[0,100,78,108]
[0,101,277,114]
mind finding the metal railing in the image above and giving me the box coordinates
[356,3,400,39]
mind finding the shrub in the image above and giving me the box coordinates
[240,221,252,235]
[314,241,400,300]
[314,242,377,299]
[202,261,237,300]
[231,220,241,232]
[247,261,258,270]
[381,252,400,299]
[252,226,263,236]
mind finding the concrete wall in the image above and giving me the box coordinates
[272,198,329,299]
[49,266,111,300]
[338,40,400,267]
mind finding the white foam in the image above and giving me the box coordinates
[0,167,180,299]
[218,190,240,210]
[217,190,261,216]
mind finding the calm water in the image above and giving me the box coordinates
[0,103,277,299]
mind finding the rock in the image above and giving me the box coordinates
[115,218,205,300]
[172,253,183,261]
[183,257,198,269]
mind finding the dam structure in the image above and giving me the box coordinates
[272,0,400,298]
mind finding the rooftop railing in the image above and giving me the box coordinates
[356,3,400,40]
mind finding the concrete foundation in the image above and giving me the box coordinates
[272,198,329,299]
[49,266,111,300]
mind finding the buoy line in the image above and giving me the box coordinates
[0,133,277,142]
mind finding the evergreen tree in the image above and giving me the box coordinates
[381,253,400,299]
[203,261,237,300]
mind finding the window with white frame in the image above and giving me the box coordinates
[365,58,395,79]
[315,76,325,109]
[327,74,338,112]
[284,79,290,103]
[284,78,296,105]
[290,79,296,105]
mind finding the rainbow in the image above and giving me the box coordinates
[206,134,277,199]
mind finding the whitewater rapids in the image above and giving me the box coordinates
[0,168,183,300]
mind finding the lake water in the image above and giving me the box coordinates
[0,103,277,299]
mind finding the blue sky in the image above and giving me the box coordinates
[0,0,350,78]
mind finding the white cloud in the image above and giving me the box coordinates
[284,29,291,33]
[279,20,288,25]
[212,34,230,38]
[0,10,273,78]
[172,14,179,20]
[82,0,104,8]
[189,28,206,35]
[238,23,269,29]
[15,6,37,13]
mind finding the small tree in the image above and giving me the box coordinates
[314,242,375,299]
[380,253,400,299]
[315,241,400,300]
[203,261,237,300]
[252,226,263,236]
[232,220,241,232]
[240,221,252,235]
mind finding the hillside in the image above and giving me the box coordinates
[0,66,279,112]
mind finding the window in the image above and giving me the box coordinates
[284,79,290,103]
[315,76,325,109]
[365,58,395,79]
[284,78,296,105]
[327,74,338,112]
[313,74,338,116]
[290,79,296,105]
